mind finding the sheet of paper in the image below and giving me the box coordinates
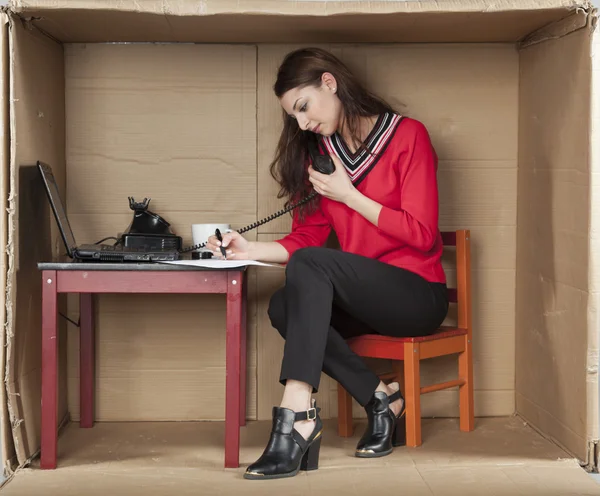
[160,259,283,269]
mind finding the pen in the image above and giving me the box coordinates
[215,228,227,259]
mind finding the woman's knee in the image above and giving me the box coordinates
[267,287,286,337]
[286,247,330,276]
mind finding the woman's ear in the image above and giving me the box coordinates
[321,72,337,93]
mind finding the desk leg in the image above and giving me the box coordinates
[80,293,95,428]
[225,271,243,468]
[240,272,247,427]
[41,271,58,469]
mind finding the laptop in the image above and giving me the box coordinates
[38,161,180,263]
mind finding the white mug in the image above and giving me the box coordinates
[192,223,231,252]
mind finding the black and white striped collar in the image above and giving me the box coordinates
[322,112,403,186]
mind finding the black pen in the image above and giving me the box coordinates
[215,228,227,259]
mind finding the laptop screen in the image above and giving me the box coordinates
[37,161,77,257]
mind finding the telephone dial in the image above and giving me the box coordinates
[118,133,335,256]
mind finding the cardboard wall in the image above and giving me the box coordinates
[590,20,600,462]
[6,18,66,465]
[60,42,520,422]
[64,44,259,421]
[516,26,594,462]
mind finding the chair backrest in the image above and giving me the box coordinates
[440,230,472,337]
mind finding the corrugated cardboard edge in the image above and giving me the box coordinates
[7,0,594,16]
[3,10,22,466]
[519,6,595,48]
[4,7,19,466]
[0,11,14,479]
[587,15,600,473]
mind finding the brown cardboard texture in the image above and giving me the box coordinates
[6,418,600,495]
[8,0,590,43]
[1,0,598,475]
[5,10,67,469]
[517,25,594,468]
[0,12,14,475]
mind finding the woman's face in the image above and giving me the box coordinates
[279,73,342,137]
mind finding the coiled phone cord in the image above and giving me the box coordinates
[179,132,332,254]
[178,190,317,253]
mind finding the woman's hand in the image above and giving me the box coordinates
[309,153,385,229]
[205,230,250,259]
[308,154,357,205]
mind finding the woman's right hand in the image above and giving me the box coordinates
[205,230,251,260]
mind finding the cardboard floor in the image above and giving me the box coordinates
[1,417,600,495]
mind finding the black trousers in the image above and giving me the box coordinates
[268,247,448,407]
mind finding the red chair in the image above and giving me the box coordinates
[337,229,474,447]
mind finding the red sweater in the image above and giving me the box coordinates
[275,114,446,284]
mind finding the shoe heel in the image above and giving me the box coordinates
[392,412,406,447]
[300,435,322,471]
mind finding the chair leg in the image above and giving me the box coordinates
[391,360,405,397]
[459,334,475,432]
[404,342,422,447]
[337,384,353,437]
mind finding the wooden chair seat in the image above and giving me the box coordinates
[336,230,474,447]
[349,326,467,345]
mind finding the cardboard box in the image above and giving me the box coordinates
[0,0,598,476]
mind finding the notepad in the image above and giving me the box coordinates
[160,259,283,269]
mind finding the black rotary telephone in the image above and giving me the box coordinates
[119,132,335,255]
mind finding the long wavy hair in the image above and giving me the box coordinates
[269,47,397,218]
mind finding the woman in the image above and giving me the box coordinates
[206,47,448,480]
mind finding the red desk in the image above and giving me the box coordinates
[38,262,248,470]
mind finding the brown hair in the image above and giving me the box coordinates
[269,47,397,218]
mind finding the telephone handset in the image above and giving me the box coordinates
[179,133,334,254]
[307,132,336,175]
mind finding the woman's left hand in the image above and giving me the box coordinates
[308,154,357,205]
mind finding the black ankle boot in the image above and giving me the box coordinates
[244,400,323,480]
[355,389,405,458]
